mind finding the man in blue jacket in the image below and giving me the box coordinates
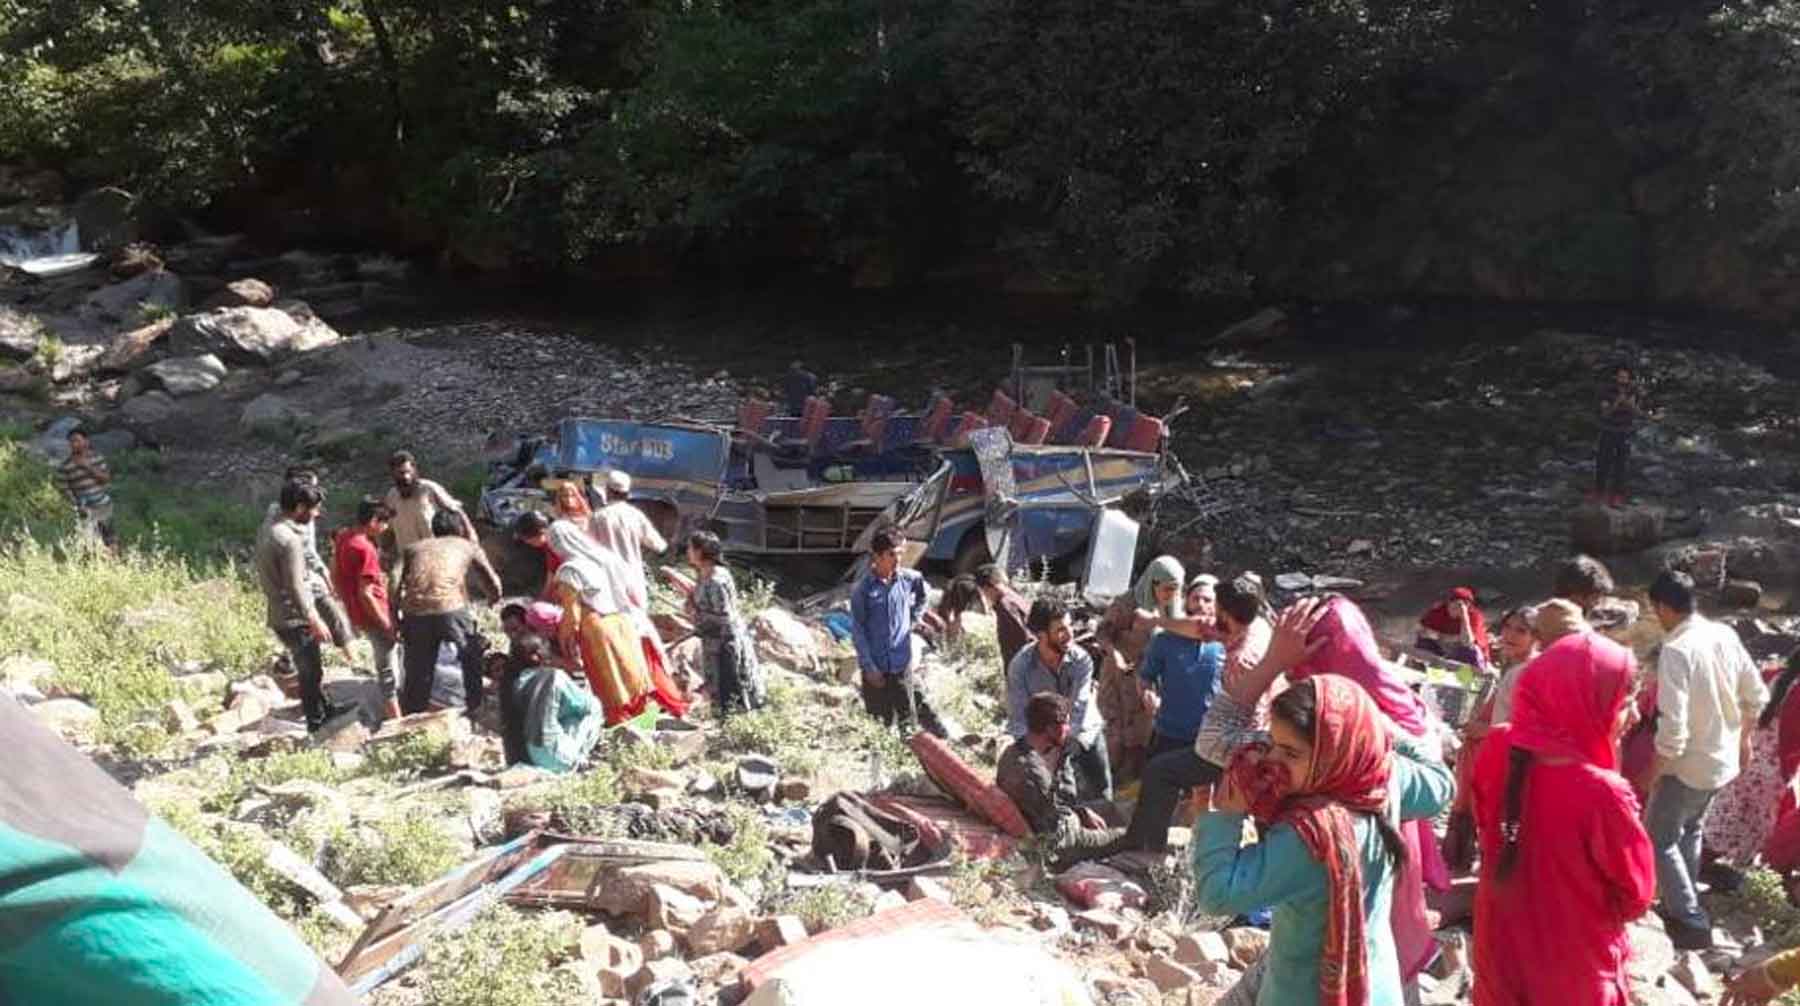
[850,529,948,737]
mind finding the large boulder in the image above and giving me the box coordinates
[74,186,139,253]
[118,389,179,430]
[97,318,175,372]
[201,278,277,310]
[143,354,226,397]
[750,608,825,674]
[240,393,310,440]
[79,269,185,325]
[169,304,341,365]
[46,344,104,385]
[0,305,44,360]
[1570,503,1666,556]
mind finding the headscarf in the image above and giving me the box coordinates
[1133,556,1185,617]
[1228,675,1394,1006]
[1503,631,1637,770]
[1291,595,1430,736]
[547,518,611,566]
[524,600,562,635]
[550,480,592,522]
[1418,587,1491,661]
[548,520,640,615]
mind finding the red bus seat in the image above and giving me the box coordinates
[985,389,1017,428]
[1073,414,1112,447]
[918,395,954,442]
[1015,414,1051,445]
[1122,414,1164,453]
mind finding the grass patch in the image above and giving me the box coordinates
[0,427,267,566]
[702,805,781,893]
[108,449,266,566]
[507,764,622,835]
[598,730,677,773]
[768,883,874,934]
[0,437,70,537]
[416,904,586,1006]
[1724,866,1800,945]
[0,536,268,754]
[326,814,463,888]
[137,300,177,325]
[364,730,454,781]
[207,748,345,812]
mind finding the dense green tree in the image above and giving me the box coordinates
[5,0,1800,314]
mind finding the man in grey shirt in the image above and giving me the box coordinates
[1005,596,1111,800]
[256,480,344,731]
[261,464,349,647]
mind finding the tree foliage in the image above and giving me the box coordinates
[5,0,1800,309]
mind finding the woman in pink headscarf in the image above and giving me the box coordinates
[1267,595,1445,987]
[1471,631,1654,1005]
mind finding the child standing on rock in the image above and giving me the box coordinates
[1594,363,1643,506]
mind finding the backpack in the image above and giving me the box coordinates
[810,791,930,872]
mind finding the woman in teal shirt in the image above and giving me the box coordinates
[1192,675,1453,1006]
[499,635,606,773]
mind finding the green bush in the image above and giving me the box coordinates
[509,764,622,836]
[363,731,454,780]
[768,884,873,934]
[0,438,72,539]
[702,805,780,891]
[416,905,586,1006]
[325,814,462,888]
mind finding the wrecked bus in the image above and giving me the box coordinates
[478,403,1178,576]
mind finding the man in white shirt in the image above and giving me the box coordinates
[589,470,667,598]
[1640,570,1768,950]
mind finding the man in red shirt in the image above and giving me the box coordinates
[334,496,401,720]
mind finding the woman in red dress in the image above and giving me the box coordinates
[1471,631,1655,1006]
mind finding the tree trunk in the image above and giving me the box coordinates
[359,0,409,145]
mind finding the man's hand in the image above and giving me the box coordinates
[1078,807,1107,830]
[308,616,330,642]
[1141,689,1161,714]
[862,669,887,689]
[1742,731,1756,772]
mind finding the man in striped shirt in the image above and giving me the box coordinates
[56,427,115,548]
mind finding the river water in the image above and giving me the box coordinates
[0,220,102,278]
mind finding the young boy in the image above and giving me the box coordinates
[1595,364,1642,506]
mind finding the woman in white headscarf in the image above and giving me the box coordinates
[1095,555,1188,785]
[545,520,685,724]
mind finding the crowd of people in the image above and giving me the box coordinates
[253,452,767,774]
[242,440,1800,1005]
[861,536,1800,1006]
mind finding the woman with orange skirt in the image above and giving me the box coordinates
[546,521,684,724]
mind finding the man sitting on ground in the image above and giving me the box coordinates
[395,509,503,716]
[996,692,1125,868]
[1007,597,1110,800]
